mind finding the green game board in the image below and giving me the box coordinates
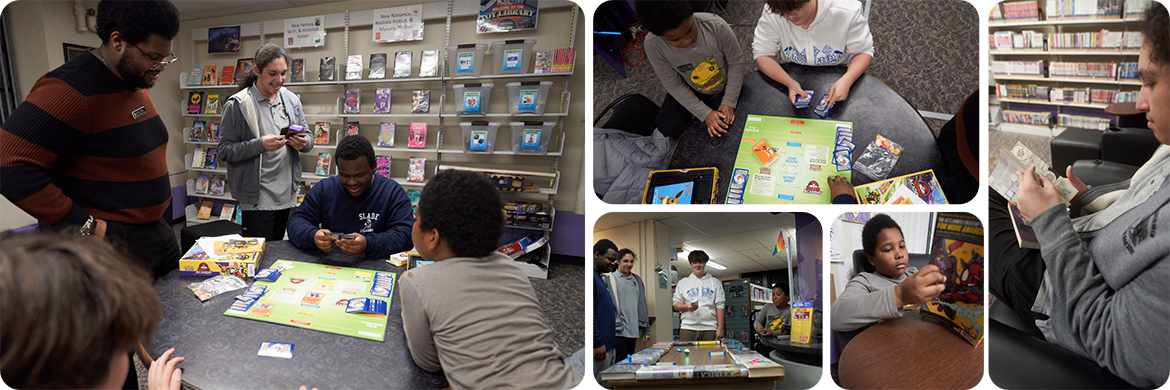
[224,260,393,341]
[730,115,853,204]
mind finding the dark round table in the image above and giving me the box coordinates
[147,241,448,389]
[667,64,947,203]
[838,310,982,389]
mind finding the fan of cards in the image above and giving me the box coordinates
[833,124,855,172]
[328,232,356,240]
[230,285,269,313]
[369,271,395,298]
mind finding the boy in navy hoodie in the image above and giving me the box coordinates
[287,135,415,258]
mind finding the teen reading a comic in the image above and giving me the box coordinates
[219,43,312,242]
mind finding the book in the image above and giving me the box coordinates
[551,48,575,73]
[408,123,426,148]
[728,351,785,378]
[219,66,235,85]
[236,58,254,81]
[187,65,203,86]
[190,120,206,142]
[378,123,395,147]
[345,54,363,80]
[411,90,430,113]
[598,362,643,381]
[290,58,305,82]
[209,174,226,196]
[853,169,948,205]
[375,155,391,178]
[791,301,814,344]
[651,181,694,204]
[407,157,425,182]
[920,212,985,346]
[369,53,387,79]
[204,94,220,115]
[208,123,220,142]
[192,148,205,168]
[319,57,335,81]
[533,50,552,73]
[187,92,203,115]
[316,153,332,176]
[296,181,307,203]
[202,65,218,86]
[203,147,219,169]
[692,364,749,379]
[345,122,360,136]
[344,89,361,114]
[393,51,411,78]
[991,142,1078,204]
[634,365,693,380]
[373,88,392,114]
[405,189,421,211]
[219,204,236,220]
[419,49,439,77]
[1008,201,1040,249]
[197,200,213,220]
[314,122,330,145]
[195,174,209,194]
[615,354,656,365]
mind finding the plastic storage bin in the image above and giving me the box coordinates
[453,83,494,115]
[461,121,500,153]
[510,121,555,154]
[447,43,488,77]
[506,81,553,115]
[490,39,537,74]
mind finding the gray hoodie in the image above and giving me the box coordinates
[830,267,919,332]
[217,86,311,205]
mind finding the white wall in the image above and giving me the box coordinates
[830,212,935,298]
[593,218,675,348]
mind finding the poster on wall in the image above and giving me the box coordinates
[208,26,241,53]
[285,15,327,49]
[477,0,538,33]
[373,5,424,42]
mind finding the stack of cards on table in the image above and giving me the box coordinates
[254,268,282,282]
[833,124,855,172]
[369,272,395,298]
[231,285,268,312]
[258,342,293,359]
[345,297,388,315]
[814,94,835,118]
[794,89,815,109]
[727,168,748,204]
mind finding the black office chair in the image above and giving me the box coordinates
[594,93,660,137]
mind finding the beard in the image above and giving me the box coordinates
[116,54,156,89]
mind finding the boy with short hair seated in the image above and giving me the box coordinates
[0,233,184,390]
[399,170,582,389]
[830,214,945,332]
[752,0,874,106]
[635,0,747,139]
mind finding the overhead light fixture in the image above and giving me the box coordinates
[706,260,727,270]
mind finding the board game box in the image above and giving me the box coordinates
[223,260,395,341]
[853,169,948,205]
[729,115,854,204]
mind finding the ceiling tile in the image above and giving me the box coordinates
[661,218,710,245]
[673,213,735,237]
[682,240,737,256]
[593,213,635,232]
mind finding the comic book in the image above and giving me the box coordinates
[407,157,425,182]
[203,147,219,169]
[853,169,948,205]
[209,175,226,196]
[314,122,330,145]
[195,174,209,194]
[344,89,361,114]
[316,153,332,176]
[374,88,391,114]
[187,92,203,115]
[202,65,218,86]
[920,212,985,346]
[205,94,220,115]
[190,120,206,141]
[378,123,395,147]
[369,53,387,79]
[290,58,305,82]
[345,122,360,137]
[219,66,234,86]
[375,155,391,178]
[408,123,426,148]
[208,123,220,142]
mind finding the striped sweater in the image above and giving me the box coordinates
[0,51,170,226]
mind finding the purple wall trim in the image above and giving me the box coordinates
[7,224,39,234]
[172,185,187,220]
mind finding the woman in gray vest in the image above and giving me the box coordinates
[218,43,311,240]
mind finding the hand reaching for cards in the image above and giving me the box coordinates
[336,232,367,255]
[704,110,729,137]
[828,175,853,201]
[787,81,808,106]
[148,348,184,390]
[261,134,286,152]
[1015,166,1064,220]
[894,264,946,307]
[827,77,853,104]
[313,229,334,252]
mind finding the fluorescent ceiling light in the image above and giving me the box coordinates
[706,260,727,270]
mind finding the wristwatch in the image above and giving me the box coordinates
[78,216,95,236]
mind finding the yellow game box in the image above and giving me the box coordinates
[179,243,260,277]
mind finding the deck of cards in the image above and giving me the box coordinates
[231,285,268,312]
[328,232,356,240]
[834,124,855,172]
[727,168,748,204]
[345,297,388,315]
[814,94,835,118]
[370,272,395,298]
[254,268,282,282]
[258,342,294,359]
[794,89,815,108]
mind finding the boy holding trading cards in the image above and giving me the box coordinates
[830,214,945,332]
[399,170,582,389]
[635,0,747,139]
[752,0,874,108]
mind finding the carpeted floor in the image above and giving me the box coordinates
[593,0,980,135]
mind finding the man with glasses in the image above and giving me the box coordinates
[0,0,182,279]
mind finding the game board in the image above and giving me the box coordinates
[730,115,854,204]
[223,260,393,341]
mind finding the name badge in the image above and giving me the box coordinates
[132,106,146,120]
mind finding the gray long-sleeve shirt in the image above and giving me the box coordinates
[645,12,747,121]
[754,303,792,335]
[604,271,650,338]
[1028,145,1170,388]
[830,267,919,332]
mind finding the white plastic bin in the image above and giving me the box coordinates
[453,83,494,115]
[461,121,500,153]
[506,81,553,115]
[490,39,536,74]
[510,121,555,154]
[447,43,488,77]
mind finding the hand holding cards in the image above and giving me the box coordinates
[280,124,306,137]
[328,232,356,240]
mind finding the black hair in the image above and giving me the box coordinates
[594,239,618,257]
[1143,1,1168,66]
[96,0,180,46]
[861,214,903,258]
[417,170,502,258]
[618,248,636,261]
[765,0,813,15]
[772,281,789,294]
[336,135,375,169]
[237,44,290,93]
[634,0,694,36]
[688,250,709,264]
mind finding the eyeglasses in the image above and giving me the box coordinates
[132,44,177,70]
